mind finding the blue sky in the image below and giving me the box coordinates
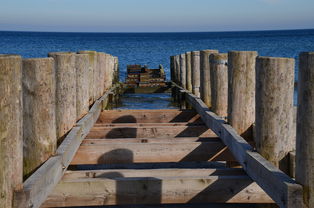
[0,0,313,32]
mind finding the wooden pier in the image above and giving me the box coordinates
[1,50,314,208]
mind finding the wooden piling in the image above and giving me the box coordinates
[210,53,228,117]
[113,56,119,84]
[227,51,257,140]
[75,54,90,120]
[296,52,314,208]
[185,52,192,91]
[170,56,175,82]
[200,49,219,107]
[97,52,106,96]
[0,55,23,207]
[48,52,77,139]
[78,51,97,105]
[191,51,201,97]
[180,54,186,89]
[255,56,295,173]
[22,58,57,178]
[175,55,181,85]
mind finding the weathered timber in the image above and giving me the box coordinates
[296,52,314,208]
[43,175,273,207]
[227,51,257,140]
[170,56,175,82]
[255,56,295,173]
[113,56,119,84]
[86,125,216,138]
[172,83,303,208]
[200,49,219,107]
[22,58,57,178]
[13,88,113,208]
[82,137,220,144]
[97,52,106,98]
[180,54,187,89]
[71,141,234,164]
[75,54,90,120]
[62,168,247,179]
[78,50,97,105]
[191,51,201,97]
[93,122,203,127]
[97,109,200,123]
[210,53,228,117]
[48,52,76,139]
[175,55,181,84]
[0,55,23,208]
[185,51,192,91]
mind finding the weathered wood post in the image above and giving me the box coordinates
[175,55,181,85]
[170,56,175,82]
[191,51,201,97]
[255,56,295,173]
[113,56,119,84]
[200,49,219,107]
[228,51,257,140]
[97,52,106,96]
[0,55,23,207]
[185,52,192,92]
[180,54,186,89]
[22,58,57,178]
[78,51,97,105]
[210,53,228,117]
[75,54,90,120]
[296,52,314,208]
[48,52,76,139]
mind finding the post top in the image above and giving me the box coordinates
[0,54,21,59]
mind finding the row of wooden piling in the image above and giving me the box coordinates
[0,51,118,208]
[171,51,314,208]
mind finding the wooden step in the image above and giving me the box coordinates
[69,161,229,171]
[86,126,216,139]
[93,122,204,127]
[71,141,235,165]
[63,168,247,180]
[82,137,219,144]
[42,175,273,207]
[97,109,200,123]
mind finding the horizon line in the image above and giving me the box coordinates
[1,28,314,34]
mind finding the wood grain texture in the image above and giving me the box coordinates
[191,51,201,97]
[296,52,314,208]
[0,54,23,208]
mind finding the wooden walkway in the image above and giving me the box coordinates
[14,85,303,208]
[43,109,273,207]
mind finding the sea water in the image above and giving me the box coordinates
[1,29,314,107]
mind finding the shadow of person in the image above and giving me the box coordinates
[106,115,137,138]
[97,149,162,206]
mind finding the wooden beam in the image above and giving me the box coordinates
[86,125,216,139]
[42,175,274,207]
[97,109,200,123]
[93,122,204,127]
[13,88,114,208]
[71,141,235,165]
[82,137,219,144]
[62,168,247,179]
[173,83,303,208]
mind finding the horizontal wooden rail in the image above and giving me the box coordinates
[13,86,117,208]
[172,82,303,208]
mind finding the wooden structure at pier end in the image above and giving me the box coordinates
[0,49,313,208]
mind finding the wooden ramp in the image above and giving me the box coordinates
[42,109,275,207]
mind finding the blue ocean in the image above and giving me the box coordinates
[1,29,314,107]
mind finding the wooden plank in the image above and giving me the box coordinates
[97,109,200,123]
[174,83,303,208]
[42,175,274,207]
[86,125,216,138]
[93,122,204,127]
[82,137,219,144]
[71,141,235,165]
[63,168,247,180]
[13,88,113,208]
